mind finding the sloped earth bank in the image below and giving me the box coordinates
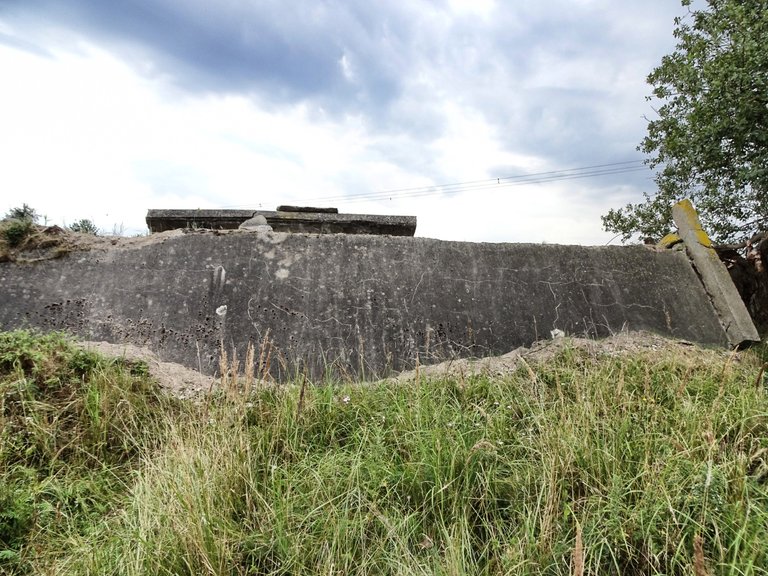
[79,340,219,399]
[79,331,739,398]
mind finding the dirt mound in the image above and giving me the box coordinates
[390,331,735,382]
[76,331,738,399]
[78,340,218,400]
[0,224,187,263]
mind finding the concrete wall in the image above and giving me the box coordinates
[0,230,730,380]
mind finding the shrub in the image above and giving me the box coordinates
[68,219,99,235]
[0,218,34,247]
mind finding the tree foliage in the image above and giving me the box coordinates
[4,204,38,224]
[68,219,99,235]
[603,0,768,243]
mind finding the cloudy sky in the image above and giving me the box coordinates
[0,0,688,244]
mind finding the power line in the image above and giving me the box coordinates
[334,166,649,203]
[221,159,649,208]
[309,160,648,204]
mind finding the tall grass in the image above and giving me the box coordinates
[3,330,768,574]
[0,330,175,574]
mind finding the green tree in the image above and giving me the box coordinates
[603,0,768,243]
[4,204,38,223]
[68,219,99,235]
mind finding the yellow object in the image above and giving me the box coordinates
[657,233,682,248]
[673,199,713,248]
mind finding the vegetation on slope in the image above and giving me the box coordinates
[2,330,768,574]
[0,330,174,573]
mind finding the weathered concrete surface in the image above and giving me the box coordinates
[672,200,760,348]
[0,231,729,380]
[146,209,417,236]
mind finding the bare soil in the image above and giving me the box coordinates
[78,340,219,400]
[1,224,200,263]
[390,330,735,382]
[76,331,738,399]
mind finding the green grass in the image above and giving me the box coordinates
[3,330,768,574]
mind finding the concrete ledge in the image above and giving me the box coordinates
[672,199,759,348]
[146,209,417,236]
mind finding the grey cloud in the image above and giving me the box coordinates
[1,0,687,200]
[435,2,683,165]
[1,0,414,111]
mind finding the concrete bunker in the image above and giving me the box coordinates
[0,202,759,381]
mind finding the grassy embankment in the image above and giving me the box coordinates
[2,329,768,575]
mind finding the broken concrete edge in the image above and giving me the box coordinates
[145,209,417,236]
[672,199,760,348]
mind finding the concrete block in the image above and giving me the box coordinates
[672,199,760,348]
[146,209,417,236]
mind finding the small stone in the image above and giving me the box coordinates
[239,214,273,231]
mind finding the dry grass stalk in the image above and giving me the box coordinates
[219,340,229,392]
[296,374,307,419]
[539,461,560,550]
[720,346,739,379]
[228,351,241,398]
[643,364,651,399]
[218,341,246,399]
[753,362,768,389]
[244,342,255,397]
[256,329,273,382]
[572,521,584,576]
[519,357,538,383]
[693,533,709,576]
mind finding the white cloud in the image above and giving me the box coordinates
[430,101,543,180]
[447,0,496,18]
[0,1,683,243]
[0,41,425,233]
[339,52,355,82]
[0,42,154,231]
